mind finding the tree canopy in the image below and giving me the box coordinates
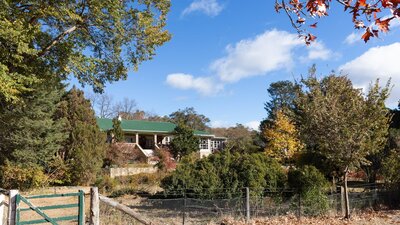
[169,107,210,131]
[296,74,391,218]
[170,124,200,160]
[264,110,303,163]
[0,0,171,103]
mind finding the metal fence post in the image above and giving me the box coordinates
[182,192,186,225]
[245,187,250,223]
[8,190,18,225]
[78,190,85,225]
[90,187,99,225]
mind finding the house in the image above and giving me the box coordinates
[96,118,226,163]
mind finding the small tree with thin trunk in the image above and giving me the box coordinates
[111,118,124,143]
[296,75,390,218]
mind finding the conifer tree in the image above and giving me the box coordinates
[57,87,107,185]
[111,118,125,142]
[0,81,67,188]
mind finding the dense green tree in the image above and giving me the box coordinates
[0,81,67,188]
[296,75,391,218]
[57,87,107,185]
[169,107,210,131]
[0,0,171,103]
[111,118,125,143]
[170,124,200,160]
[264,80,300,118]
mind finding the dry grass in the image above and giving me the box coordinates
[216,210,400,225]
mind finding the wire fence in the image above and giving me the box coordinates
[98,184,400,225]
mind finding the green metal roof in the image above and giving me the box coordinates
[96,118,213,136]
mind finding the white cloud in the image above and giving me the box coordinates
[245,121,260,131]
[306,42,333,60]
[339,43,400,107]
[344,32,362,45]
[166,73,223,96]
[210,120,233,128]
[166,29,335,96]
[182,0,223,17]
[211,30,303,83]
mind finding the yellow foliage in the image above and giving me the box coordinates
[264,110,303,162]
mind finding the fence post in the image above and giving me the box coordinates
[8,190,18,225]
[182,192,186,225]
[245,187,250,223]
[298,192,301,219]
[0,194,5,225]
[340,186,345,217]
[90,187,99,225]
[78,190,85,225]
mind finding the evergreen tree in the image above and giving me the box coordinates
[111,118,125,142]
[0,81,67,188]
[170,124,200,160]
[57,87,107,185]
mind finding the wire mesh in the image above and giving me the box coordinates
[97,186,400,225]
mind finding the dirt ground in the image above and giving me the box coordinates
[217,210,400,225]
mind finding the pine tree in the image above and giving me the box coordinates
[57,87,107,185]
[111,118,125,142]
[0,81,67,188]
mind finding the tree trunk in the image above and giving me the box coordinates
[344,170,351,219]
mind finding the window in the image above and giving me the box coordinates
[200,139,208,149]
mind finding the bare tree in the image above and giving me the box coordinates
[113,97,138,119]
[87,92,114,118]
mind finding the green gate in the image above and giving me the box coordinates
[15,190,85,225]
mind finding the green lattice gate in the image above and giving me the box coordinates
[15,190,85,225]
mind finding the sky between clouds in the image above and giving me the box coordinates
[78,0,400,131]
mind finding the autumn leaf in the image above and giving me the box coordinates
[310,22,318,28]
[375,17,394,32]
[359,0,367,7]
[297,17,306,23]
[361,27,374,42]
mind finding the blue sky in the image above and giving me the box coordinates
[74,0,400,130]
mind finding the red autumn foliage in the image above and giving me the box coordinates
[275,0,400,43]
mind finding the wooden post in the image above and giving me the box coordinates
[99,195,151,225]
[245,187,250,224]
[8,190,18,225]
[90,187,100,225]
[0,194,5,225]
[340,186,345,217]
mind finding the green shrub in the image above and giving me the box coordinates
[161,151,286,198]
[288,165,329,215]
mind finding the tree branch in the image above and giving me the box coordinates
[37,26,77,57]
